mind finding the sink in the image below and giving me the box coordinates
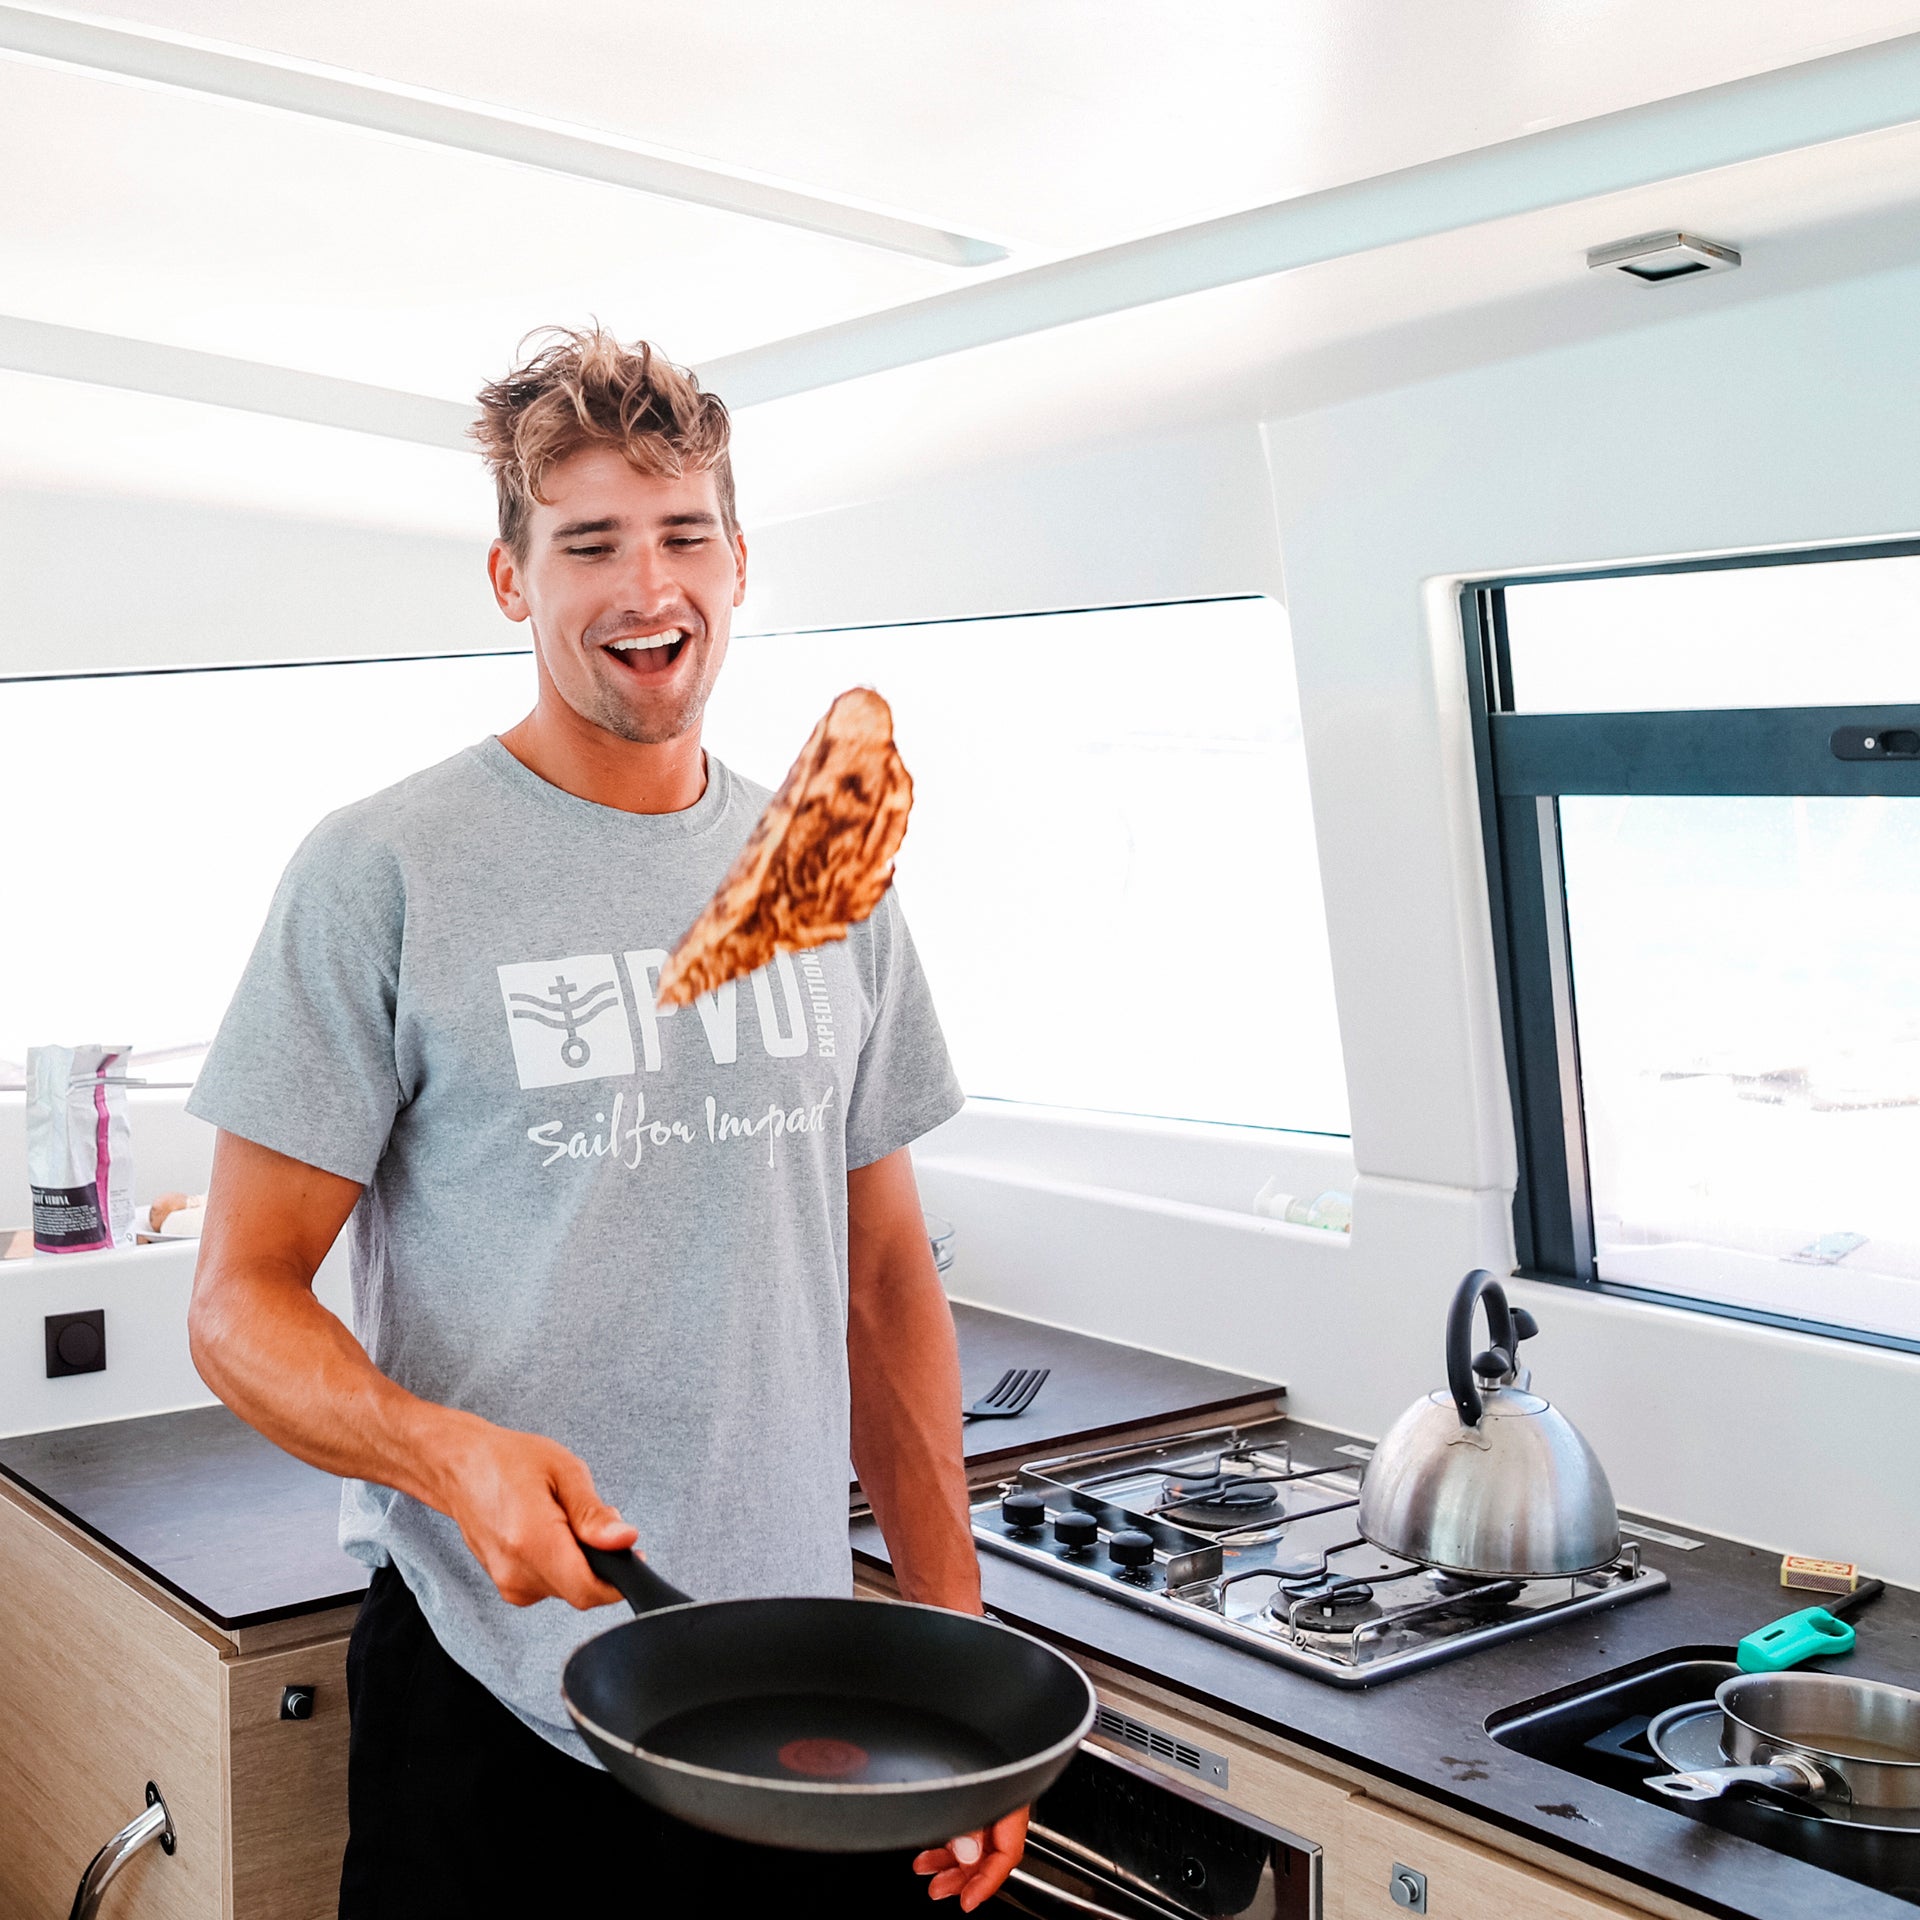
[1488,1647,1920,1905]
[1487,1645,1738,1785]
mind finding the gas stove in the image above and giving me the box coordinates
[973,1419,1667,1685]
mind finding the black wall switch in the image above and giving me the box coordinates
[46,1308,106,1378]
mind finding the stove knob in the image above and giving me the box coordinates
[1000,1490,1047,1533]
[1107,1529,1155,1572]
[1054,1510,1098,1553]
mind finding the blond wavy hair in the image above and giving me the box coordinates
[472,327,736,557]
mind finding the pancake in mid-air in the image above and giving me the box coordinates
[654,688,913,1009]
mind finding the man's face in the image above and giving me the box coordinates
[488,448,747,747]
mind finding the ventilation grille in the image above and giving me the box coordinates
[1094,1706,1229,1787]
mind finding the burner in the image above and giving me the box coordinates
[1277,1580,1379,1631]
[1158,1469,1282,1528]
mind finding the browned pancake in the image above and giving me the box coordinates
[654,688,913,1009]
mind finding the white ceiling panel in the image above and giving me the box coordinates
[0,369,494,532]
[52,0,1920,253]
[728,124,1920,524]
[0,55,961,398]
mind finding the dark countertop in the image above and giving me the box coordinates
[946,1302,1279,1472]
[0,1302,1277,1633]
[0,1403,368,1630]
[854,1415,1920,1920]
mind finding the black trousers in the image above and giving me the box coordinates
[340,1562,934,1918]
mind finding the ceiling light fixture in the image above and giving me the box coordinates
[0,1,1005,268]
[1586,231,1741,282]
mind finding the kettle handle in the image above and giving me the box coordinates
[1446,1270,1516,1427]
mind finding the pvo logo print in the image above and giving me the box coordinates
[496,955,636,1089]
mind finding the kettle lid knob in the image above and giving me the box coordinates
[1472,1346,1513,1382]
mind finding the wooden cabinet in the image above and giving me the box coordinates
[224,1636,353,1920]
[1332,1794,1647,1920]
[0,1482,353,1920]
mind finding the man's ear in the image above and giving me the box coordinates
[732,530,749,609]
[488,540,530,621]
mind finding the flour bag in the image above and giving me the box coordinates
[27,1045,134,1253]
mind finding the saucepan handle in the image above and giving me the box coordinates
[1446,1270,1516,1427]
[581,1544,693,1615]
[1644,1754,1828,1803]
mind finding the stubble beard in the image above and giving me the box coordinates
[577,645,712,746]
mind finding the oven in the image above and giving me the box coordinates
[988,1741,1321,1919]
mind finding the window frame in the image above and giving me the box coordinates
[1462,539,1920,1359]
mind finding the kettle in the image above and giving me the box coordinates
[1356,1270,1620,1579]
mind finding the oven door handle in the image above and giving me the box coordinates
[1001,1862,1185,1920]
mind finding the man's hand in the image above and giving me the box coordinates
[913,1809,1029,1911]
[432,1412,638,1610]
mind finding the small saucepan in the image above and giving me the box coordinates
[561,1547,1095,1853]
[1646,1670,1920,1811]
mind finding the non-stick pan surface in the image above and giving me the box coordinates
[562,1548,1095,1853]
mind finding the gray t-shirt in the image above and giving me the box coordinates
[189,739,962,1758]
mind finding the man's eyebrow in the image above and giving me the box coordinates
[548,511,720,540]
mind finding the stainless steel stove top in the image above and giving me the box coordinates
[972,1420,1667,1685]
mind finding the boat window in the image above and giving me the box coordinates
[3,598,1349,1139]
[1501,549,1920,713]
[1468,545,1920,1351]
[709,597,1349,1135]
[0,652,533,1082]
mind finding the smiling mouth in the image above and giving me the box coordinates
[603,629,690,674]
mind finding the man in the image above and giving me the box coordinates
[186,328,1025,1914]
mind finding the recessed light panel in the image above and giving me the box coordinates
[1586,231,1741,282]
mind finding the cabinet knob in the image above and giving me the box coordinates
[280,1686,316,1721]
[1390,1864,1428,1912]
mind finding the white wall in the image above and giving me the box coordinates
[0,484,499,677]
[0,1094,353,1435]
[739,419,1283,634]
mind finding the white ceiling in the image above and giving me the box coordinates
[0,56,959,398]
[46,0,1920,252]
[728,122,1920,526]
[4,0,1920,531]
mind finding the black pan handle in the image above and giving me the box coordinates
[1446,1269,1516,1428]
[580,1544,693,1615]
[1828,1577,1886,1622]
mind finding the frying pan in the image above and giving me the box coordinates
[562,1547,1096,1853]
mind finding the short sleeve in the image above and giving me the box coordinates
[842,889,965,1170]
[187,815,405,1185]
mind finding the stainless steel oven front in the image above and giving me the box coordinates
[990,1740,1321,1919]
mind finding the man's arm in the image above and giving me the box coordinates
[848,1148,1027,1911]
[188,1129,635,1610]
[845,1146,977,1610]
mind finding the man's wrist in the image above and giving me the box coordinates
[896,1566,985,1615]
[402,1400,491,1517]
